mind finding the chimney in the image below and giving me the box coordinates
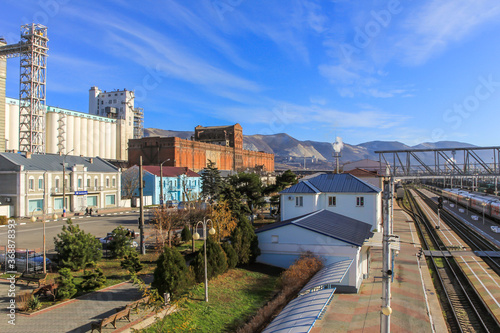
[25,152,32,159]
[58,151,62,156]
[89,158,94,164]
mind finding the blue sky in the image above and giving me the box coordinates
[2,0,500,147]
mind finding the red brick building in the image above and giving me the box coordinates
[128,124,274,172]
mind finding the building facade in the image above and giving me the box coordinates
[127,166,201,205]
[0,152,121,217]
[280,173,382,231]
[128,124,274,172]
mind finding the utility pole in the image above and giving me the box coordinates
[381,178,393,332]
[139,156,145,254]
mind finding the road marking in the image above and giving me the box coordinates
[0,225,5,228]
[20,222,26,225]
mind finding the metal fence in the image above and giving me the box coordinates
[0,245,52,273]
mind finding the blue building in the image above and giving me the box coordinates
[130,166,202,205]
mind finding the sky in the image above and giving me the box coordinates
[1,0,500,147]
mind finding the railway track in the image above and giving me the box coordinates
[401,187,500,333]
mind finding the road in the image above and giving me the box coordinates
[0,211,154,252]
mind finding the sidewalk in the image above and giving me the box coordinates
[311,202,447,333]
[0,280,144,333]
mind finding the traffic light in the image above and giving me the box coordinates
[438,196,443,204]
[438,202,443,209]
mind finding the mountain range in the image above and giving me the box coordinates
[144,128,477,171]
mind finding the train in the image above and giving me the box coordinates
[426,186,500,222]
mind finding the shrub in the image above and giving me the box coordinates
[121,251,144,274]
[221,242,238,269]
[181,225,192,242]
[0,216,7,225]
[230,217,260,265]
[152,246,194,299]
[191,237,228,283]
[16,292,31,311]
[27,295,42,312]
[81,267,107,292]
[56,268,77,300]
[109,226,134,258]
[54,219,102,270]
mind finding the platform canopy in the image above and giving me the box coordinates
[262,289,335,333]
[299,259,353,296]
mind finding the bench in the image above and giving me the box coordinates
[127,296,150,313]
[15,272,47,287]
[90,307,131,333]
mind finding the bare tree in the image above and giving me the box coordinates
[151,208,186,248]
[121,166,139,199]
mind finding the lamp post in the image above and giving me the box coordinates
[192,217,215,302]
[31,207,56,273]
[465,197,470,216]
[62,149,74,217]
[159,159,170,209]
[482,202,486,225]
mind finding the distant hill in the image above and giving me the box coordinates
[144,128,475,170]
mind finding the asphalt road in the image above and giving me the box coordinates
[0,212,154,252]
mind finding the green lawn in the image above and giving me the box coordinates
[143,267,280,333]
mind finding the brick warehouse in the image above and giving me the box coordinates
[128,124,274,172]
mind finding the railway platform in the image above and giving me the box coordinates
[311,201,447,333]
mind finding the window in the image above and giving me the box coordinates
[78,178,82,188]
[29,178,34,190]
[38,178,44,190]
[295,196,303,207]
[55,178,60,191]
[106,177,110,187]
[112,178,116,187]
[271,235,279,243]
[328,196,336,207]
[105,194,116,205]
[87,178,90,188]
[94,178,98,188]
[356,197,364,207]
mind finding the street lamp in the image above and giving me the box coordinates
[62,149,74,217]
[465,197,470,216]
[159,159,170,209]
[192,217,216,302]
[30,208,56,273]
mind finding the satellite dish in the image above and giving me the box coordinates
[333,136,343,153]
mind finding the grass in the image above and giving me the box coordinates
[175,240,204,253]
[143,267,280,333]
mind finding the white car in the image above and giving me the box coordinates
[491,226,500,233]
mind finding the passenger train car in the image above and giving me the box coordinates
[427,186,500,222]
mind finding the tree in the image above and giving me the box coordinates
[181,225,192,242]
[54,219,102,270]
[81,267,107,292]
[56,268,77,300]
[121,166,140,199]
[109,226,134,258]
[265,170,298,217]
[221,242,238,269]
[152,246,193,299]
[219,182,248,220]
[121,252,144,274]
[210,200,237,242]
[228,172,265,224]
[152,208,186,248]
[191,237,228,283]
[230,217,260,265]
[200,160,224,203]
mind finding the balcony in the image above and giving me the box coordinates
[51,186,104,195]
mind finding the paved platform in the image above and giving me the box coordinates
[311,202,447,333]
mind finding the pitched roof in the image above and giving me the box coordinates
[0,152,118,172]
[344,168,380,177]
[142,166,200,178]
[281,173,381,194]
[256,209,373,247]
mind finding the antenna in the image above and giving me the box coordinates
[332,136,343,174]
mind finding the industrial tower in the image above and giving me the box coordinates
[0,23,48,153]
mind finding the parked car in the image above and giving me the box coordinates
[491,226,500,233]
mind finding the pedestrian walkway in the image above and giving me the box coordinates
[311,202,447,333]
[0,280,143,333]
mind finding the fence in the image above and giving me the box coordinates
[0,245,52,274]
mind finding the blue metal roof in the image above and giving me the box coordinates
[281,173,381,194]
[299,259,353,295]
[256,209,373,247]
[262,288,335,333]
[0,153,118,173]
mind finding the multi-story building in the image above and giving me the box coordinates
[128,124,274,172]
[0,152,121,217]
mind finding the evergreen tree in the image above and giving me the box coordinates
[228,172,265,224]
[191,237,228,282]
[81,268,107,292]
[109,226,134,258]
[56,268,77,300]
[231,217,260,265]
[181,224,192,242]
[152,246,193,299]
[200,160,223,203]
[221,242,238,269]
[121,252,144,274]
[54,219,102,271]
